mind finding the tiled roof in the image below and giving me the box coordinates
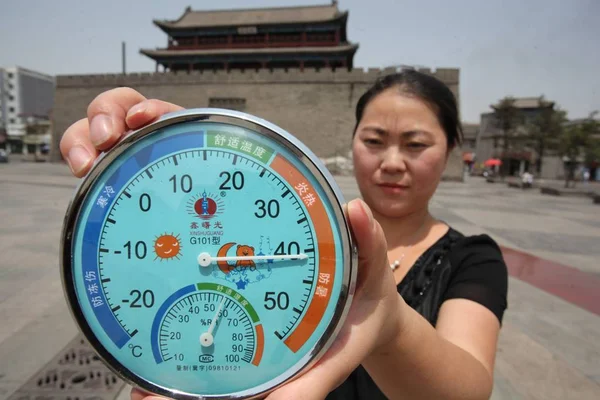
[154,3,345,29]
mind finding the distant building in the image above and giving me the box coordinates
[461,122,479,169]
[0,66,55,155]
[475,97,556,176]
[141,1,358,72]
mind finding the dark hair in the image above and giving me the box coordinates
[354,70,463,149]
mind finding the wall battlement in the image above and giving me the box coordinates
[56,67,459,87]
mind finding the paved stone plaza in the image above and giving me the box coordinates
[1,162,599,399]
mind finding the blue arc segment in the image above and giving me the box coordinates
[78,130,204,349]
[82,215,128,348]
[151,284,196,364]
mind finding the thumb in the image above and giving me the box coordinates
[130,388,167,400]
[346,199,390,294]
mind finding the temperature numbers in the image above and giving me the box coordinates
[122,289,155,308]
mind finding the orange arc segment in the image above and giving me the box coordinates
[252,324,264,366]
[270,154,336,353]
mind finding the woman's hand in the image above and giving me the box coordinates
[59,87,183,177]
[261,199,407,399]
[60,87,407,399]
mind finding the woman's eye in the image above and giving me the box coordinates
[407,142,427,149]
[364,138,382,146]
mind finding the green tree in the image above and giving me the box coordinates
[581,113,600,179]
[491,97,522,177]
[559,112,599,188]
[528,96,566,174]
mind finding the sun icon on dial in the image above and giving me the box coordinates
[153,233,182,261]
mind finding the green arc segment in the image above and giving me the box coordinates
[207,130,274,163]
[196,282,260,323]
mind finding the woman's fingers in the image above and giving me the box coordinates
[266,334,366,400]
[346,199,389,296]
[60,88,184,177]
[125,99,184,130]
[59,118,98,177]
[130,387,165,400]
[87,87,148,150]
[60,87,145,177]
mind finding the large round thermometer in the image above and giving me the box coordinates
[61,109,357,399]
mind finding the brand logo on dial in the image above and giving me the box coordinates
[213,236,274,290]
[186,190,225,220]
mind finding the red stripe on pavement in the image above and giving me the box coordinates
[501,246,600,316]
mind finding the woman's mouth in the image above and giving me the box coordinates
[377,183,409,194]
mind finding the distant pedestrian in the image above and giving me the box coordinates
[522,171,534,188]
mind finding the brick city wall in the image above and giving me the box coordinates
[51,67,463,180]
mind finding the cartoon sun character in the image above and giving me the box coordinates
[154,233,182,261]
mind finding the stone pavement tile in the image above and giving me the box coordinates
[115,384,133,400]
[495,321,600,399]
[531,202,592,214]
[0,176,78,190]
[514,249,600,276]
[504,279,600,385]
[570,217,600,230]
[491,372,524,400]
[0,161,73,179]
[489,228,600,256]
[0,182,73,345]
[542,208,600,222]
[434,222,525,251]
[0,271,66,345]
[432,194,513,205]
[429,207,473,226]
[434,200,542,215]
[6,335,125,400]
[532,196,598,210]
[332,176,361,200]
[0,379,20,400]
[452,209,600,236]
[0,298,77,400]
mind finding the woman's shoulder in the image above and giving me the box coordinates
[445,227,505,265]
[441,227,508,322]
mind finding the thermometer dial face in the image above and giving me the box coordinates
[61,110,356,399]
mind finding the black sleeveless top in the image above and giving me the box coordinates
[326,228,508,400]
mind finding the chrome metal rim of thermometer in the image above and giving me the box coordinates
[60,108,357,399]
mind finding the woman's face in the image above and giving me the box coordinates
[352,88,450,218]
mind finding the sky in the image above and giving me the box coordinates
[1,0,599,122]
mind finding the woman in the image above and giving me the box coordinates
[60,70,507,399]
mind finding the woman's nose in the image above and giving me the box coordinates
[380,148,407,174]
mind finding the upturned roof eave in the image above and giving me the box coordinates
[152,11,349,32]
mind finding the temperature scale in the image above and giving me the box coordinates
[61,109,357,399]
